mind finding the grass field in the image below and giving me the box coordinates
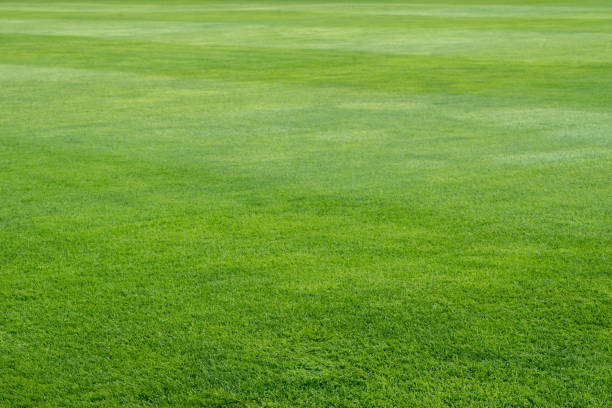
[1,0,611,406]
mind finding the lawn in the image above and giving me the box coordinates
[0,0,611,406]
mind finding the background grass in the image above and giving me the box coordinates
[1,1,611,406]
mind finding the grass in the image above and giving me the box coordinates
[0,0,611,406]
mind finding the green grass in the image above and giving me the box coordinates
[1,1,611,406]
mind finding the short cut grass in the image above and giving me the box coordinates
[0,0,611,406]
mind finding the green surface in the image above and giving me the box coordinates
[1,1,611,406]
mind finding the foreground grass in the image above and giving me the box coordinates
[1,1,611,406]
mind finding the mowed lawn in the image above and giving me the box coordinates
[1,0,611,406]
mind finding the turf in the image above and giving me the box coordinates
[1,1,611,406]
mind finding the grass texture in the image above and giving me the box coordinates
[0,1,611,406]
